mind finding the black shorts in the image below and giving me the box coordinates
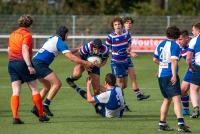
[190,65,200,86]
[158,75,181,98]
[32,59,53,79]
[8,60,37,83]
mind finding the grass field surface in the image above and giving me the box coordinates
[0,53,199,134]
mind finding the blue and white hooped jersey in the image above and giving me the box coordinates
[94,85,125,118]
[105,30,131,64]
[154,40,180,78]
[80,41,109,59]
[122,28,132,58]
[188,35,200,66]
[34,35,70,65]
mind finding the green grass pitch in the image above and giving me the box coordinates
[0,53,199,134]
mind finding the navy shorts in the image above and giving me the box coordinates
[111,63,128,78]
[95,103,106,117]
[8,60,37,83]
[127,57,134,67]
[158,75,181,98]
[81,56,100,75]
[32,58,53,79]
[183,69,192,82]
[190,65,200,86]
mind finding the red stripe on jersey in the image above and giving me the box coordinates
[181,50,187,55]
[113,39,128,45]
[106,39,111,44]
[111,50,118,53]
[112,57,127,61]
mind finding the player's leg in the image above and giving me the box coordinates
[189,83,199,118]
[42,72,62,116]
[128,66,150,100]
[66,63,87,99]
[189,65,200,118]
[31,78,51,117]
[90,73,100,96]
[66,63,84,86]
[180,81,190,115]
[27,79,50,121]
[122,76,132,112]
[11,80,24,124]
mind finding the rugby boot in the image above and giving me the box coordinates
[137,94,150,100]
[43,106,54,117]
[178,124,191,133]
[190,108,199,118]
[13,118,24,124]
[158,125,174,131]
[31,105,39,117]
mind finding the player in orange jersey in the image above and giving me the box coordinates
[8,14,50,124]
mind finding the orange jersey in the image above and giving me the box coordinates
[8,28,33,61]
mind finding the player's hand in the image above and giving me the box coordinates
[82,64,92,72]
[171,76,176,85]
[86,61,94,68]
[93,60,102,68]
[126,47,131,53]
[130,52,138,58]
[28,67,36,74]
[156,73,159,78]
[189,66,194,73]
[86,77,92,86]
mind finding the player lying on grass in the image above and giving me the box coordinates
[30,26,93,117]
[86,73,124,117]
[178,29,194,115]
[66,39,109,109]
[123,17,150,112]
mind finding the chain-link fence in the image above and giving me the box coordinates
[0,15,200,49]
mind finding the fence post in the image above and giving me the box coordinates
[72,15,76,48]
[166,16,171,28]
[34,33,36,49]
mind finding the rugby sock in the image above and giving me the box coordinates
[177,117,185,125]
[122,92,127,105]
[73,85,87,99]
[159,121,166,126]
[11,95,19,119]
[181,94,189,110]
[32,94,44,116]
[134,89,141,98]
[43,98,51,107]
[194,106,199,110]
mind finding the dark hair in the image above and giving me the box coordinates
[110,15,123,30]
[180,29,189,38]
[192,22,200,30]
[124,17,134,24]
[56,26,68,41]
[105,73,116,86]
[18,14,33,28]
[93,39,102,49]
[166,26,181,39]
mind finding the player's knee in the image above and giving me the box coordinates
[55,81,62,89]
[93,89,100,96]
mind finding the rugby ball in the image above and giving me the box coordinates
[87,56,102,63]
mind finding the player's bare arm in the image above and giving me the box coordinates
[186,51,194,72]
[7,46,10,53]
[86,77,96,103]
[153,57,159,65]
[65,52,93,70]
[69,47,80,54]
[171,59,177,85]
[22,44,36,74]
[130,51,138,58]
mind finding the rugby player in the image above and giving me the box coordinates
[31,26,93,117]
[153,26,191,132]
[66,39,109,104]
[186,22,200,118]
[86,73,124,117]
[178,29,194,115]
